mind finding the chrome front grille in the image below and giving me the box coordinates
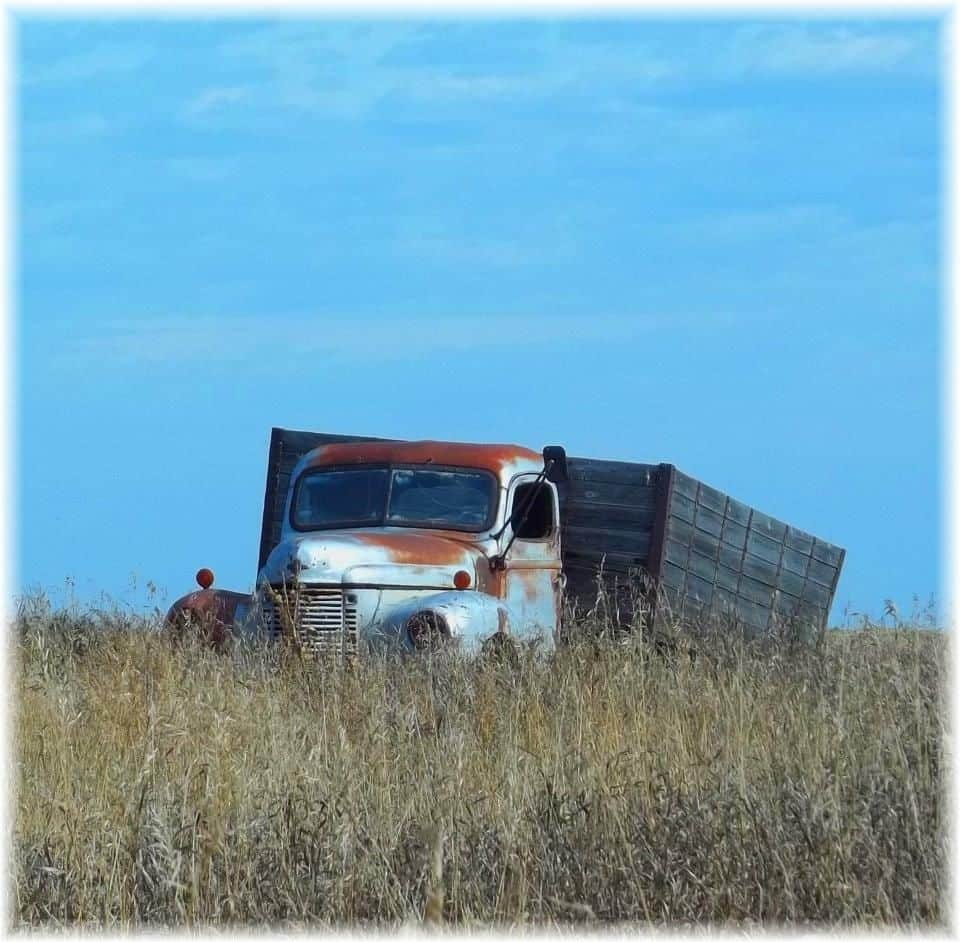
[262,585,358,660]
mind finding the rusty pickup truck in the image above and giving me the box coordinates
[165,428,846,657]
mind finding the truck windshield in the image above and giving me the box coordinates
[292,466,498,532]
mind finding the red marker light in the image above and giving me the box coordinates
[453,570,471,590]
[196,568,215,590]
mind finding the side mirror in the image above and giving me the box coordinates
[542,445,568,483]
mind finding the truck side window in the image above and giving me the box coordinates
[512,483,555,539]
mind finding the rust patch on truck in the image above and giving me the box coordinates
[350,530,475,565]
[305,440,541,474]
[475,564,506,599]
[520,570,540,604]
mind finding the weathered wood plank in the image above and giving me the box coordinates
[750,510,787,543]
[718,542,743,571]
[782,547,810,577]
[694,505,724,538]
[664,538,690,568]
[667,516,694,546]
[739,575,775,606]
[685,573,713,604]
[725,497,751,525]
[562,525,652,558]
[785,527,815,554]
[776,568,806,598]
[746,530,781,564]
[562,549,650,572]
[562,504,656,530]
[721,519,748,550]
[670,495,696,525]
[564,480,658,507]
[698,483,727,514]
[673,471,699,501]
[773,592,800,617]
[691,529,720,560]
[812,538,844,567]
[716,565,740,592]
[661,562,687,590]
[807,557,839,587]
[734,596,771,629]
[567,462,659,487]
[688,550,718,583]
[742,553,778,587]
[802,578,833,606]
[568,456,658,473]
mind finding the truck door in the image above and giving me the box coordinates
[502,475,563,644]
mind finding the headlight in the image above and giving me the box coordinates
[406,610,450,650]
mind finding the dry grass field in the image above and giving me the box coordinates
[12,596,947,929]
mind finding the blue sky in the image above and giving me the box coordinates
[16,16,942,623]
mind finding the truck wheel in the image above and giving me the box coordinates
[406,611,450,652]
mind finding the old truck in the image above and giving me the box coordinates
[165,428,846,657]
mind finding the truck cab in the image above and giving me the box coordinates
[169,439,567,658]
[254,440,565,657]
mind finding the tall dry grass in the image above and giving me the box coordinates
[12,596,947,928]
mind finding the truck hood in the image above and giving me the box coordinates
[259,529,492,589]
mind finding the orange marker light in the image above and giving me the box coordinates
[196,568,215,590]
[453,570,471,590]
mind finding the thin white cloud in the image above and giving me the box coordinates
[51,312,735,370]
[403,72,540,102]
[179,20,934,129]
[611,202,936,282]
[21,114,113,140]
[182,85,252,118]
[668,203,935,250]
[660,204,850,241]
[392,215,581,266]
[217,21,419,73]
[723,24,935,78]
[19,42,153,86]
[181,22,679,124]
[188,22,421,120]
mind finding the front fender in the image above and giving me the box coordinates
[371,590,517,654]
[164,588,253,651]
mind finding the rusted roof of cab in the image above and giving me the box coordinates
[303,440,543,475]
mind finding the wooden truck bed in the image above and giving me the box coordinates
[558,458,844,637]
